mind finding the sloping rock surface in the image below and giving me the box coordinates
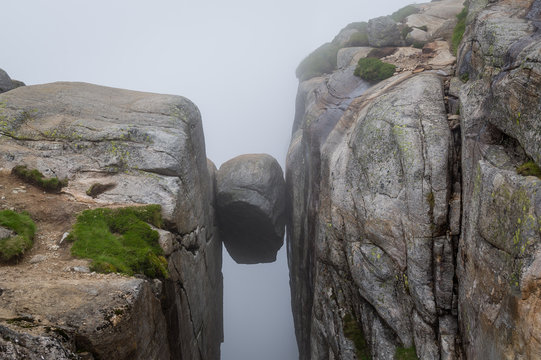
[0,82,222,359]
[216,154,285,264]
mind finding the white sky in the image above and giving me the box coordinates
[1,1,417,359]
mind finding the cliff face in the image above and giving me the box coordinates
[0,82,222,359]
[457,0,541,358]
[287,0,541,359]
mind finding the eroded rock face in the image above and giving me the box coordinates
[456,0,541,358]
[0,82,222,359]
[216,154,285,264]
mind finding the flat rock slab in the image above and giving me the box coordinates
[216,154,285,264]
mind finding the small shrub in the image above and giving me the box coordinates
[391,5,420,22]
[395,346,418,360]
[0,210,36,262]
[452,6,468,55]
[517,161,541,179]
[343,314,371,360]
[68,205,167,278]
[460,72,470,82]
[354,57,396,82]
[296,42,340,81]
[12,165,67,192]
[413,42,425,49]
[345,31,369,47]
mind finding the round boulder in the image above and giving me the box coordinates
[216,154,286,264]
[368,16,404,47]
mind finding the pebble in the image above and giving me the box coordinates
[29,254,47,264]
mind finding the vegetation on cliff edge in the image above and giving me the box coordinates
[68,205,168,278]
[452,6,468,55]
[354,57,396,82]
[391,5,420,22]
[296,42,340,81]
[0,210,36,262]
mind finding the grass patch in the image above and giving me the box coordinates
[296,42,340,81]
[517,161,541,179]
[12,165,67,192]
[395,346,418,360]
[68,205,168,278]
[391,5,420,22]
[0,210,36,262]
[343,314,371,360]
[452,6,468,55]
[354,57,396,82]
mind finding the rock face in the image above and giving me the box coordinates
[0,82,222,359]
[216,154,286,264]
[0,69,14,93]
[367,16,403,47]
[456,0,541,358]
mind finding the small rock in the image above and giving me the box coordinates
[47,244,60,251]
[0,226,14,239]
[72,266,91,273]
[29,254,47,264]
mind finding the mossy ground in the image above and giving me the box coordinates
[354,57,396,82]
[517,161,541,179]
[0,210,36,262]
[12,165,67,192]
[343,314,371,360]
[68,205,168,278]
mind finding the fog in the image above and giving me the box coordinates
[2,0,415,358]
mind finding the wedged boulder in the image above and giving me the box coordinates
[216,154,285,264]
[367,16,403,47]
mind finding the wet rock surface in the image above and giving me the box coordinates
[216,154,285,264]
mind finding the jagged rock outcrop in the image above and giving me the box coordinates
[456,0,541,358]
[0,82,222,359]
[216,154,285,264]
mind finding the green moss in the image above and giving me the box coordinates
[68,205,167,278]
[452,6,468,55]
[343,314,371,360]
[0,210,36,262]
[517,161,541,179]
[296,42,340,81]
[11,165,67,192]
[391,5,420,22]
[354,57,396,82]
[395,346,418,360]
[402,26,413,39]
[460,72,470,82]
